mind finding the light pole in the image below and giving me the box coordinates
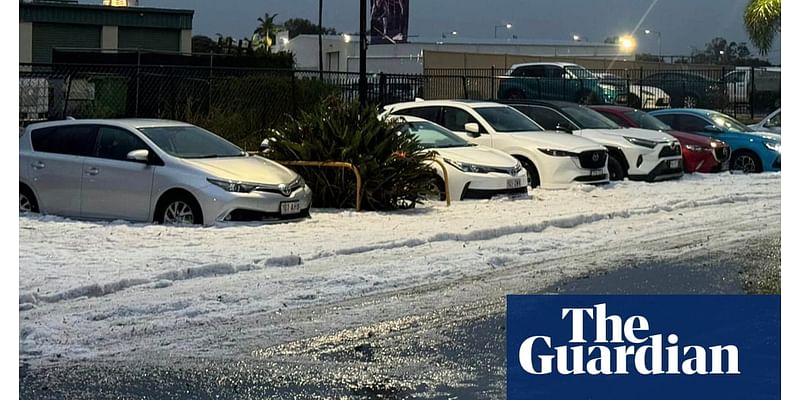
[358,0,367,107]
[494,23,512,39]
[644,29,662,62]
[318,0,323,79]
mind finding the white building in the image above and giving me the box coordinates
[276,34,634,74]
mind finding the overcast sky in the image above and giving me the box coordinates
[117,0,780,62]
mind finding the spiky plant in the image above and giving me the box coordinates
[265,98,437,210]
[744,0,781,56]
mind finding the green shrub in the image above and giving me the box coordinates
[264,98,436,210]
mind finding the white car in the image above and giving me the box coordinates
[506,101,684,182]
[629,84,671,109]
[749,108,781,134]
[383,100,610,189]
[396,117,528,200]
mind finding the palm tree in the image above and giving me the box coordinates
[254,13,280,52]
[744,0,781,56]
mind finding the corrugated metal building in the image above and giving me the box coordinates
[20,0,194,63]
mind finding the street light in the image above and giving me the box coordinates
[494,23,512,39]
[442,31,458,39]
[342,33,352,43]
[644,29,662,62]
[573,34,581,42]
[620,35,636,52]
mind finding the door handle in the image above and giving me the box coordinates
[31,161,45,170]
[86,167,100,176]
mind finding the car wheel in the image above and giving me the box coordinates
[576,90,598,105]
[156,193,203,225]
[506,89,525,100]
[19,185,39,213]
[683,94,699,108]
[425,177,447,201]
[628,94,642,109]
[731,151,763,174]
[517,158,541,188]
[607,156,626,181]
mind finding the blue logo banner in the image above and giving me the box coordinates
[507,295,779,400]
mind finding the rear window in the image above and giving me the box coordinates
[30,125,98,156]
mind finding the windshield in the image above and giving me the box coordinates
[561,106,620,129]
[709,112,753,133]
[138,126,245,158]
[403,121,471,149]
[474,107,544,132]
[565,65,595,79]
[624,110,672,131]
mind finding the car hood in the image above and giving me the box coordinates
[427,145,518,167]
[580,127,678,143]
[740,131,781,142]
[182,155,299,184]
[666,130,721,146]
[503,131,606,152]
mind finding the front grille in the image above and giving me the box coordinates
[578,150,607,169]
[714,147,730,162]
[658,143,681,158]
[575,174,608,182]
[255,178,304,196]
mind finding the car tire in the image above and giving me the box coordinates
[517,157,541,188]
[730,150,763,174]
[607,156,626,181]
[426,176,447,202]
[19,184,39,213]
[155,192,204,225]
[628,94,642,109]
[506,89,525,100]
[576,90,598,105]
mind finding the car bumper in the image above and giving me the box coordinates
[200,184,313,223]
[448,170,529,200]
[682,149,729,173]
[629,158,685,182]
[539,156,609,189]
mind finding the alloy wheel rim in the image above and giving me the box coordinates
[425,181,443,201]
[19,194,32,213]
[684,96,697,108]
[163,201,195,225]
[733,155,757,173]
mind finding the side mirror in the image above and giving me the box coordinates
[126,149,150,163]
[464,122,481,137]
[555,123,573,134]
[703,125,722,133]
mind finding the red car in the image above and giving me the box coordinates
[591,106,730,173]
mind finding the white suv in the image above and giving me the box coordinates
[505,101,683,181]
[383,100,609,189]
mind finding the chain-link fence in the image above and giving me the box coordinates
[20,63,779,146]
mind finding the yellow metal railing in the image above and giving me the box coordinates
[278,161,364,211]
[429,159,452,206]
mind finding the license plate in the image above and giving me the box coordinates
[280,201,301,215]
[507,178,523,189]
[590,169,604,176]
[669,160,680,169]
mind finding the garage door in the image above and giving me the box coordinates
[32,23,102,63]
[118,27,180,52]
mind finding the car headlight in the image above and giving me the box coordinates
[443,158,492,173]
[208,178,257,193]
[684,144,709,152]
[764,142,781,153]
[624,136,658,149]
[538,148,579,157]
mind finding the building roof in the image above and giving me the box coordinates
[20,1,194,30]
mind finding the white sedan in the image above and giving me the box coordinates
[398,117,528,201]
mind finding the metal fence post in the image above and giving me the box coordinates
[135,51,141,118]
[491,66,496,100]
[379,72,386,105]
[62,73,72,119]
[749,66,755,120]
[462,75,468,99]
[291,72,298,115]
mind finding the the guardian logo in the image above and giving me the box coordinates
[518,303,740,376]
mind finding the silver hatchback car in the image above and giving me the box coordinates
[19,119,313,225]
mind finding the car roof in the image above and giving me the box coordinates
[498,99,580,109]
[650,108,716,115]
[590,105,636,112]
[25,118,194,131]
[385,99,509,109]
[509,62,579,69]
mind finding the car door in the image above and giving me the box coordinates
[27,124,97,217]
[674,114,712,136]
[440,106,492,147]
[80,125,156,222]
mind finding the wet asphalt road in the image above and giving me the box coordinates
[19,234,780,399]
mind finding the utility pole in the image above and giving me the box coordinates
[358,0,368,106]
[318,0,324,80]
